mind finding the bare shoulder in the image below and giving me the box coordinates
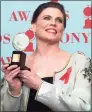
[59,50,72,59]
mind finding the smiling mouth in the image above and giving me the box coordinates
[45,29,57,34]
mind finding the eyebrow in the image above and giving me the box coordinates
[42,15,63,20]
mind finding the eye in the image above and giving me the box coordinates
[56,18,63,23]
[43,16,51,20]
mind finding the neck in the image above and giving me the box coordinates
[34,39,62,58]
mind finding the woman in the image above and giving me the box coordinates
[1,2,91,111]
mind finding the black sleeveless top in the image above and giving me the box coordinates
[27,77,53,112]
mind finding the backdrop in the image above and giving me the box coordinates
[1,0,91,78]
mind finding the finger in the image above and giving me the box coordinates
[7,65,18,71]
[20,77,25,83]
[20,70,30,74]
[19,75,26,82]
[1,64,9,72]
[5,67,20,78]
[18,73,25,79]
[18,71,27,79]
[10,69,21,79]
[5,70,20,82]
[20,75,26,79]
[3,63,9,68]
[17,73,23,77]
[5,67,20,80]
[19,70,26,73]
[9,67,20,77]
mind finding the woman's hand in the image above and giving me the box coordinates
[18,70,43,90]
[2,64,22,96]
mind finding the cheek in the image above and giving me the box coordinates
[57,26,64,37]
[58,25,64,33]
[37,20,47,28]
[35,23,46,36]
[36,25,44,33]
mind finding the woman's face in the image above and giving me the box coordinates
[32,7,64,43]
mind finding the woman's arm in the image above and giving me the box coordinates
[35,54,91,111]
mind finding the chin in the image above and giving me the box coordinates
[48,39,60,44]
[39,36,60,44]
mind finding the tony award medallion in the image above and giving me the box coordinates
[10,33,30,71]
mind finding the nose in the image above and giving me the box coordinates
[50,19,56,27]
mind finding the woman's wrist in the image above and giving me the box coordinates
[35,79,43,90]
[35,80,44,99]
[8,88,22,97]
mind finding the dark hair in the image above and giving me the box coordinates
[31,2,66,29]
